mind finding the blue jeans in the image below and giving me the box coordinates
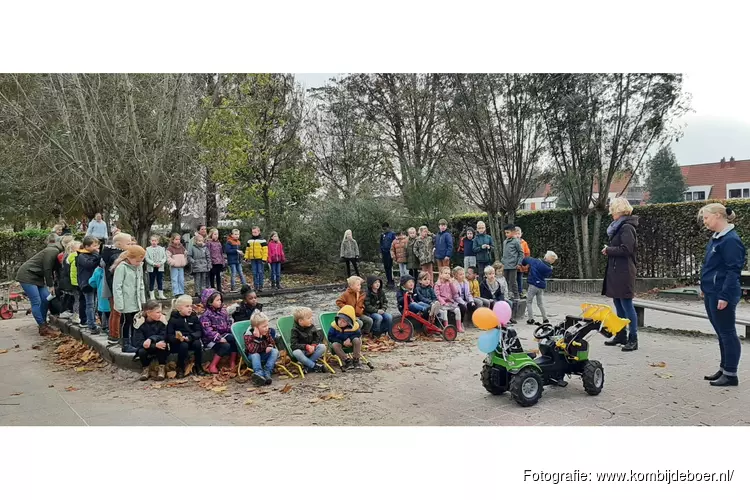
[20,283,49,326]
[381,251,394,285]
[270,262,281,283]
[250,348,278,378]
[83,291,97,329]
[368,312,393,334]
[251,260,265,289]
[704,294,742,376]
[170,267,185,295]
[292,344,327,369]
[408,302,429,314]
[613,298,638,341]
[229,263,247,289]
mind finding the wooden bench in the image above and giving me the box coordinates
[633,299,750,341]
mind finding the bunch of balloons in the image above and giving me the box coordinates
[472,302,513,354]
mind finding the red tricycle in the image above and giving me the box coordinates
[0,282,30,320]
[389,292,458,342]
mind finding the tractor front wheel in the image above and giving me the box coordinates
[510,367,544,407]
[582,360,605,395]
[389,319,414,342]
[481,364,507,395]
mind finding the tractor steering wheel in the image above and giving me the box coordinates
[533,323,555,340]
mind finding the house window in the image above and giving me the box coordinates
[694,191,706,200]
[728,189,748,199]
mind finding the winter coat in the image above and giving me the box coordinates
[460,236,476,257]
[244,328,277,355]
[435,279,459,306]
[166,243,188,269]
[206,240,225,266]
[434,230,454,260]
[396,275,426,313]
[380,230,396,253]
[67,252,79,287]
[188,244,211,273]
[132,319,167,349]
[58,252,74,292]
[232,302,263,323]
[290,322,324,351]
[16,241,64,288]
[88,267,110,313]
[602,215,639,300]
[101,245,124,291]
[518,239,531,272]
[501,237,524,269]
[85,219,109,240]
[244,236,269,261]
[166,310,204,344]
[480,278,505,302]
[522,257,553,290]
[363,276,387,314]
[336,287,366,317]
[390,236,408,264]
[145,245,168,273]
[455,280,473,305]
[468,278,480,300]
[406,236,420,269]
[416,283,437,304]
[472,233,494,263]
[340,238,359,260]
[268,240,286,264]
[700,224,747,302]
[113,261,146,313]
[76,250,100,293]
[414,235,435,265]
[327,305,361,343]
[225,237,243,265]
[199,288,232,344]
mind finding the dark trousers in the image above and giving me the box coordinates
[212,335,238,357]
[704,294,742,375]
[477,261,490,279]
[209,264,223,292]
[137,346,168,367]
[78,290,87,324]
[62,291,75,313]
[169,339,203,370]
[121,312,136,344]
[149,271,164,291]
[408,268,420,280]
[381,251,394,285]
[344,258,360,277]
[516,271,524,294]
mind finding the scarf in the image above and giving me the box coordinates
[606,218,627,239]
[227,236,241,246]
[167,243,185,255]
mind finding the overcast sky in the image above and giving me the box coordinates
[295,73,750,166]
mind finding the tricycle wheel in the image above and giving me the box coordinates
[389,319,414,342]
[582,360,604,395]
[481,364,507,395]
[510,367,543,407]
[442,324,458,341]
[0,304,13,320]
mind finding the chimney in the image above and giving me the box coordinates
[730,156,736,168]
[720,157,726,168]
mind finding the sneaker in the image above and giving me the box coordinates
[252,373,266,386]
[264,374,273,385]
[352,358,361,369]
[59,311,73,320]
[139,367,150,381]
[527,319,536,325]
[71,315,80,325]
[313,363,326,373]
[508,319,517,325]
[542,319,550,324]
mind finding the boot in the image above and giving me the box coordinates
[158,291,166,300]
[192,364,206,376]
[704,370,723,381]
[604,330,627,346]
[710,374,738,387]
[156,365,166,381]
[228,353,238,372]
[149,291,156,300]
[39,324,51,336]
[457,321,464,333]
[139,367,150,381]
[621,339,639,352]
[252,372,266,386]
[207,354,222,374]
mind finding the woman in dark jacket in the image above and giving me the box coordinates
[15,233,64,335]
[699,203,746,387]
[602,198,639,352]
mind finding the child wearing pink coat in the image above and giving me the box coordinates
[267,231,286,290]
[435,267,464,332]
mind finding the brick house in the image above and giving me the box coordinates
[682,157,750,201]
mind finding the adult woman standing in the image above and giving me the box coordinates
[340,230,361,277]
[601,197,640,352]
[15,233,63,335]
[699,203,745,387]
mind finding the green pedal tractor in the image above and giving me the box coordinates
[478,304,626,407]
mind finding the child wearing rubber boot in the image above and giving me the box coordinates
[199,288,237,374]
[167,294,206,377]
[244,312,279,386]
[435,267,464,332]
[291,307,326,373]
[328,305,362,371]
[135,301,169,381]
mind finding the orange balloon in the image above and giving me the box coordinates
[472,307,498,330]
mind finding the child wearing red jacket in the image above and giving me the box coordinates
[244,312,279,386]
[267,231,286,290]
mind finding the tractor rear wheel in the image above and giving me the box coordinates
[510,367,544,407]
[582,360,604,395]
[481,364,507,395]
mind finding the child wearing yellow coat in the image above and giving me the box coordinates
[244,226,269,292]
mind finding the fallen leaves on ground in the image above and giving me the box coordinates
[400,362,412,367]
[198,373,232,392]
[166,371,177,379]
[649,361,667,368]
[10,392,23,396]
[0,349,8,354]
[310,392,345,403]
[74,367,93,372]
[64,386,78,392]
[244,399,254,405]
[31,345,42,350]
[183,360,194,375]
[53,337,104,371]
[654,372,674,379]
[211,386,227,393]
[164,379,190,388]
[280,383,293,394]
[363,336,397,353]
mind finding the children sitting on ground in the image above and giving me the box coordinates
[244,312,279,386]
[145,235,167,300]
[364,276,392,337]
[335,275,373,335]
[515,226,531,299]
[225,229,247,292]
[290,307,327,373]
[188,234,211,297]
[231,285,264,323]
[396,275,431,316]
[435,267,464,332]
[88,262,111,336]
[245,226,268,292]
[200,288,237,374]
[390,230,409,278]
[481,265,515,323]
[523,251,557,325]
[415,271,442,320]
[112,245,147,350]
[327,305,363,371]
[267,231,286,289]
[466,266,489,308]
[206,229,225,293]
[452,266,476,324]
[166,233,188,297]
[76,236,101,334]
[167,294,206,377]
[135,301,169,381]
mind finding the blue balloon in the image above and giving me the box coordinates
[477,329,500,354]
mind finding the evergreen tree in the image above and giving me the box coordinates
[646,146,686,203]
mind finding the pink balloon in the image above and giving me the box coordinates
[493,301,512,326]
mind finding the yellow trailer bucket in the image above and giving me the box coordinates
[580,303,630,334]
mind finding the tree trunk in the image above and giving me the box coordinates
[205,166,218,228]
[486,212,502,263]
[12,221,24,232]
[572,214,585,279]
[580,212,592,278]
[129,217,155,248]
[262,186,272,230]
[590,210,604,278]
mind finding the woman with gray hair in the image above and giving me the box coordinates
[15,233,64,335]
[601,197,640,352]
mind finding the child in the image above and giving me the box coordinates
[102,232,133,340]
[453,266,477,322]
[472,221,495,278]
[290,307,326,373]
[166,233,188,297]
[206,228,225,293]
[523,251,557,325]
[434,218,453,271]
[112,245,147,350]
[396,274,430,316]
[327,305,362,371]
[390,230,409,278]
[461,228,477,271]
[364,276,392,337]
[188,234,211,297]
[244,226,268,292]
[480,265,515,324]
[66,240,84,325]
[200,288,237,374]
[167,294,206,377]
[414,226,435,285]
[231,285,264,323]
[415,271,442,320]
[335,275,373,335]
[405,227,420,280]
[134,301,168,381]
[58,237,77,320]
[244,312,279,386]
[501,224,524,300]
[225,229,247,292]
[76,236,101,334]
[466,266,490,308]
[340,229,361,277]
[267,231,286,289]
[434,267,463,331]
[145,235,167,300]
[515,227,531,298]
[88,262,111,336]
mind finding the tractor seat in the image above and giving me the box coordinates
[532,354,554,366]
